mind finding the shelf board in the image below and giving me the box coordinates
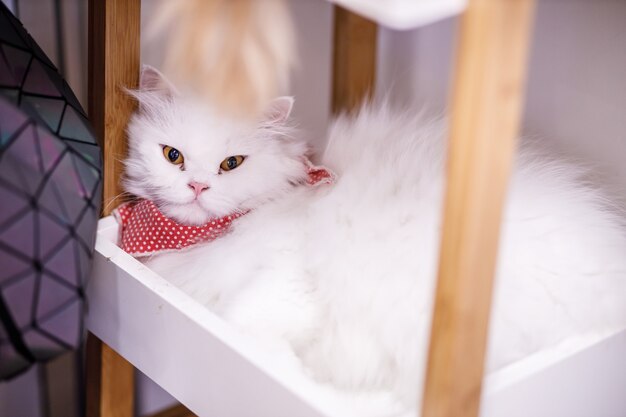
[327,0,466,30]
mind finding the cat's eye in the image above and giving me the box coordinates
[220,155,245,172]
[163,145,184,165]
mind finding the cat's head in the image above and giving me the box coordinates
[124,65,309,225]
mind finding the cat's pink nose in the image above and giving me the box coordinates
[188,181,209,197]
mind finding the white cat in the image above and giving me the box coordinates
[123,66,626,416]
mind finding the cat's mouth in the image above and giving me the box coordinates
[167,195,205,207]
[177,199,210,213]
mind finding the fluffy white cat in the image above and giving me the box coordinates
[123,66,626,416]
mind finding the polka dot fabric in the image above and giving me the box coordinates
[114,160,335,257]
[114,200,246,257]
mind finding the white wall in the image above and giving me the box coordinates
[377,0,626,197]
[525,0,626,194]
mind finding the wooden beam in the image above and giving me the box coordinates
[85,335,135,417]
[148,404,197,417]
[86,0,140,416]
[331,6,377,114]
[88,0,141,212]
[43,351,80,417]
[421,1,536,417]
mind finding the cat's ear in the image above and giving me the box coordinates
[127,65,179,112]
[263,96,294,125]
[139,64,178,98]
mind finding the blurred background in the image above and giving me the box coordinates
[0,0,624,415]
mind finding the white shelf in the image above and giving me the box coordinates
[86,217,333,417]
[326,0,466,30]
[87,217,626,417]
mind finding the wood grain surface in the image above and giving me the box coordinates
[86,0,140,416]
[149,404,197,417]
[88,0,140,216]
[421,1,536,416]
[331,6,377,114]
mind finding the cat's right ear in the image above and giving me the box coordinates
[139,65,178,96]
[262,96,294,125]
[126,65,178,111]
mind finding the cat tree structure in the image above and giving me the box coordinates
[85,0,536,416]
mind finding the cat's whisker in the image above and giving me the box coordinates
[102,191,139,213]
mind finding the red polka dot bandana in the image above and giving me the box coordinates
[114,159,335,257]
[114,201,246,257]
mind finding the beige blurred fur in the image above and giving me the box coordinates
[148,0,296,117]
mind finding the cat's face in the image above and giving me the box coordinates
[124,66,308,225]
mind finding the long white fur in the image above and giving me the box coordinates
[126,72,626,416]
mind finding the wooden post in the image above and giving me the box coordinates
[331,6,377,114]
[86,0,141,416]
[421,1,536,417]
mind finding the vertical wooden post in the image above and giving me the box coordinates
[86,0,141,416]
[331,6,377,114]
[88,0,140,207]
[421,1,536,417]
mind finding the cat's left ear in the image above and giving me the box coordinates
[263,96,294,125]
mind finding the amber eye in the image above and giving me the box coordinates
[162,145,184,165]
[220,155,245,172]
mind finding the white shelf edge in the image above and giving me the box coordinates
[327,0,466,30]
